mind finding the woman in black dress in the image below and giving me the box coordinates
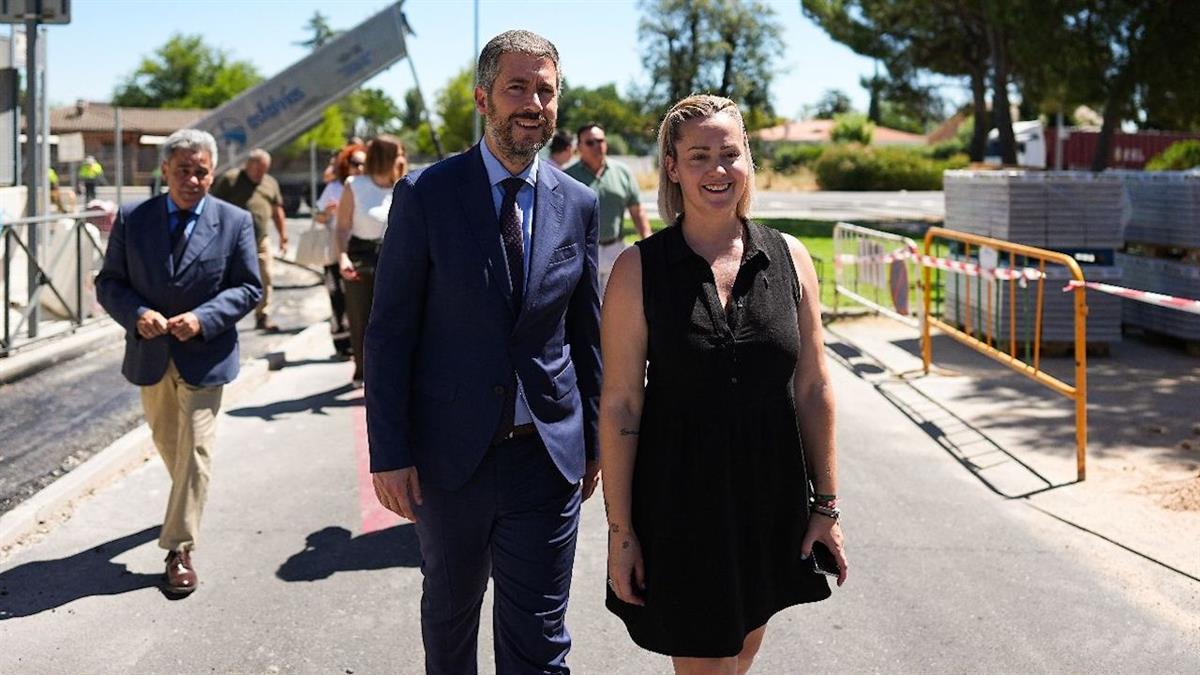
[599,94,848,674]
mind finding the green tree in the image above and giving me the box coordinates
[352,88,403,137]
[436,64,477,153]
[112,34,262,108]
[810,88,854,119]
[296,11,338,49]
[1146,140,1200,170]
[802,1,997,161]
[1043,1,1200,169]
[295,105,347,150]
[638,0,784,126]
[559,82,653,153]
[831,112,875,144]
[402,88,426,131]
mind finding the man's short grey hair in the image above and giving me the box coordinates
[476,30,562,94]
[160,128,218,166]
[247,148,271,165]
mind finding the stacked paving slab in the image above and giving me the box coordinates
[1113,170,1200,341]
[941,171,1124,345]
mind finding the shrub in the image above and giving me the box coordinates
[831,113,875,145]
[772,143,825,174]
[927,139,967,160]
[1146,140,1200,170]
[813,144,968,191]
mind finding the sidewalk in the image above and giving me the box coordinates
[1,327,1197,673]
[824,314,1200,581]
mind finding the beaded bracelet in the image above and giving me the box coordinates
[812,504,841,520]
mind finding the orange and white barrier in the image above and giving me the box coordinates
[1063,280,1200,316]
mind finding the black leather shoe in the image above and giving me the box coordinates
[255,317,280,333]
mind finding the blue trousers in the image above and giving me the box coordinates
[413,434,581,674]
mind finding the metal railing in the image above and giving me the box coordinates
[832,221,923,328]
[919,226,1089,481]
[1,209,110,357]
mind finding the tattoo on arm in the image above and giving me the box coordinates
[621,539,631,550]
[610,523,620,534]
[619,428,639,436]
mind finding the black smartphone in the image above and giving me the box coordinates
[807,541,840,578]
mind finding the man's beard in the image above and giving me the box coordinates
[486,99,554,163]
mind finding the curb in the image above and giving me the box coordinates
[0,322,331,557]
[0,320,124,386]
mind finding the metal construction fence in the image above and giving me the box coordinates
[918,227,1090,482]
[1,208,111,356]
[833,221,923,328]
[831,221,1090,482]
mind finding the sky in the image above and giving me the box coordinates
[37,0,889,122]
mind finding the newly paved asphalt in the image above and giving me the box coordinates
[0,219,329,517]
[1,329,1195,673]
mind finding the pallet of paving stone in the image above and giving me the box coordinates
[1114,170,1200,249]
[940,262,1122,344]
[943,171,1125,249]
[1115,252,1200,340]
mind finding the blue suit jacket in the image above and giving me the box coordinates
[96,194,262,387]
[365,144,602,490]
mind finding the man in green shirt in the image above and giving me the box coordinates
[564,122,651,295]
[211,148,288,331]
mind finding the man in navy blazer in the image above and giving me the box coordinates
[96,128,261,595]
[366,30,601,673]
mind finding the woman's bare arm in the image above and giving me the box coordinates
[599,245,650,604]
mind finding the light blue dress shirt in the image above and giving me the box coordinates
[165,194,207,244]
[479,137,537,426]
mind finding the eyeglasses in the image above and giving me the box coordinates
[348,160,365,167]
[582,139,606,147]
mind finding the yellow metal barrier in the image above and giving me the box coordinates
[920,227,1089,481]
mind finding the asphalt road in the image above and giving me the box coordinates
[0,218,330,517]
[0,329,1195,673]
[639,189,946,222]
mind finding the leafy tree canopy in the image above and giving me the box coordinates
[638,0,784,127]
[111,34,262,109]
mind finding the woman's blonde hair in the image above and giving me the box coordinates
[656,94,755,224]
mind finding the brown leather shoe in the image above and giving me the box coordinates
[164,549,198,594]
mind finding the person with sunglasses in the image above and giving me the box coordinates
[314,143,367,359]
[565,122,652,297]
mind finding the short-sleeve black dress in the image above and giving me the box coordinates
[605,221,831,658]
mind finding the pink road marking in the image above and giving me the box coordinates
[354,404,403,534]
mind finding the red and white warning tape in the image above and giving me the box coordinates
[837,244,1044,282]
[1063,280,1200,316]
[910,252,1044,282]
[834,249,910,265]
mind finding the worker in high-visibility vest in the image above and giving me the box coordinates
[78,155,106,201]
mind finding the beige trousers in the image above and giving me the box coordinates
[256,235,273,320]
[140,360,224,551]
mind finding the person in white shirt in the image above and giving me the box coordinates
[334,135,407,388]
[315,143,366,358]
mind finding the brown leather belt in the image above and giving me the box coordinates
[496,423,538,445]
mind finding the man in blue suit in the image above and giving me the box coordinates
[366,30,601,674]
[96,129,261,595]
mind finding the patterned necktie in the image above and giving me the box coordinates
[171,210,192,267]
[498,177,526,311]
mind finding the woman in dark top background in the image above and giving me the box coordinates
[599,94,848,674]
